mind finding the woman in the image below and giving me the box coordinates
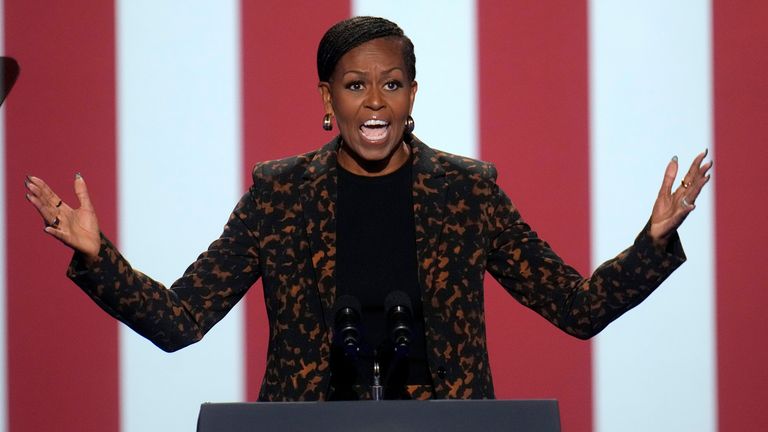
[24,17,711,401]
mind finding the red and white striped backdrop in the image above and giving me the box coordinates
[2,1,766,431]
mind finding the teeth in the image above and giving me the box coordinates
[360,122,389,141]
[363,119,388,127]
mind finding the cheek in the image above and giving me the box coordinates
[331,98,356,124]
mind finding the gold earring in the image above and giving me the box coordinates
[322,113,333,131]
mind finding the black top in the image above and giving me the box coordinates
[333,156,432,399]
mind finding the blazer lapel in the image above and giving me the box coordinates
[300,137,340,329]
[409,137,448,301]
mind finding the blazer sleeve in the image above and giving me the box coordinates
[67,187,262,352]
[485,180,686,339]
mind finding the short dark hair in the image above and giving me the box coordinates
[317,16,416,82]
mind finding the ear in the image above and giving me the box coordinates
[408,80,418,114]
[318,82,334,115]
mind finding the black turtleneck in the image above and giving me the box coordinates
[333,156,432,399]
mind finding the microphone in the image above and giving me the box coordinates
[332,295,362,358]
[385,290,413,357]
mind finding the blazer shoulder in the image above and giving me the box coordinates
[250,150,316,185]
[430,148,498,182]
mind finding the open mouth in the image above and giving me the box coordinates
[360,119,390,142]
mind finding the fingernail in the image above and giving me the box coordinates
[75,172,82,180]
[672,155,678,162]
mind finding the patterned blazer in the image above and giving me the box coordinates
[68,136,685,401]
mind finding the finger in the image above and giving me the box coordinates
[26,175,52,201]
[73,172,94,211]
[658,155,679,198]
[25,190,58,224]
[43,224,70,243]
[692,148,708,170]
[686,172,712,204]
[682,149,708,185]
[693,160,713,189]
[27,175,64,209]
[25,177,71,227]
[683,200,696,213]
[26,176,71,211]
[683,158,713,204]
[24,176,44,199]
[25,190,45,214]
[698,160,713,188]
[697,159,714,178]
[691,157,713,186]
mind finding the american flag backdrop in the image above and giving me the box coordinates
[2,1,766,431]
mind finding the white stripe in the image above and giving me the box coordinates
[0,0,8,429]
[117,2,243,431]
[351,0,478,158]
[589,1,716,431]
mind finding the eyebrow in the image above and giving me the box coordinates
[342,66,403,78]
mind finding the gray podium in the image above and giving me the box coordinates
[197,399,561,432]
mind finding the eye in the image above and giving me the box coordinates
[346,81,364,91]
[384,80,403,91]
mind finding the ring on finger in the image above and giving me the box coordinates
[681,179,691,189]
[681,197,691,208]
[55,200,62,208]
[46,216,60,229]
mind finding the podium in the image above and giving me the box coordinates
[197,399,561,432]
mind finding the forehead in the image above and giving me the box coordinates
[334,38,405,75]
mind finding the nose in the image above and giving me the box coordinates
[365,86,385,111]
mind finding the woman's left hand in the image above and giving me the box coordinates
[649,149,713,245]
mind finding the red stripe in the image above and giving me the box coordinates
[714,1,768,430]
[478,2,592,431]
[240,0,349,401]
[5,1,119,431]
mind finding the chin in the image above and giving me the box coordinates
[342,134,399,159]
[359,143,398,160]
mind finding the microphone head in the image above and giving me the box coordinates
[332,295,362,358]
[385,290,413,357]
[384,290,412,314]
[333,294,361,318]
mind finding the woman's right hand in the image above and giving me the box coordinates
[25,173,101,260]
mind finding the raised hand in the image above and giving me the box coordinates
[649,149,713,245]
[24,174,101,259]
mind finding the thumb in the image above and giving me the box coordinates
[73,172,94,211]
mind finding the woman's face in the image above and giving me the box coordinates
[319,37,417,175]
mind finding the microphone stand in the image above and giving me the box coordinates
[371,361,383,401]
